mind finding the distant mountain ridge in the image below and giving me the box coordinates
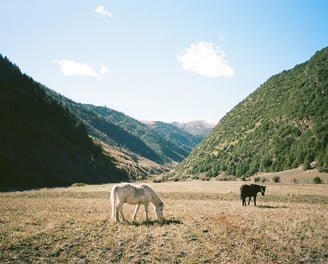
[171,121,215,137]
[45,90,207,166]
[173,47,328,179]
[142,121,208,154]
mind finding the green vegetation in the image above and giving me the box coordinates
[174,47,328,179]
[45,92,204,164]
[0,55,210,190]
[144,121,203,154]
[313,176,322,184]
[0,55,126,190]
[272,176,280,183]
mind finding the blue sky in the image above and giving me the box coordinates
[1,1,327,123]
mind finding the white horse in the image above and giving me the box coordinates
[110,183,164,222]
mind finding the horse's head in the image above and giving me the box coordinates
[260,185,266,196]
[154,202,164,220]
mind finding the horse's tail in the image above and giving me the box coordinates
[240,185,245,199]
[110,185,118,220]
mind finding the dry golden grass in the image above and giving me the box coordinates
[1,181,328,263]
[254,167,328,184]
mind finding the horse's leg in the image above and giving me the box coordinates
[132,204,140,221]
[117,202,126,221]
[144,202,149,221]
[254,194,257,206]
[248,196,251,205]
[115,204,120,221]
[114,200,120,222]
[242,196,246,206]
[115,203,121,221]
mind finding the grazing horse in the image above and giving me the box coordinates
[240,184,266,206]
[110,183,164,222]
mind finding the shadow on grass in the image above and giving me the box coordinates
[129,218,183,226]
[258,205,289,209]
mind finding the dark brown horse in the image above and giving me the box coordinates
[240,184,266,206]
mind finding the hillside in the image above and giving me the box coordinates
[0,55,127,190]
[0,55,210,189]
[45,91,198,165]
[84,105,189,162]
[142,121,206,154]
[173,47,328,179]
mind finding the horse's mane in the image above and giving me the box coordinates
[145,184,163,206]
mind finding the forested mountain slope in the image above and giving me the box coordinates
[174,47,328,179]
[83,105,189,163]
[0,55,209,189]
[44,91,197,164]
[0,55,127,190]
[143,121,205,154]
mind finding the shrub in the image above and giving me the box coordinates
[313,176,322,184]
[192,175,199,180]
[173,176,180,182]
[254,177,261,182]
[216,175,237,181]
[272,176,280,183]
[71,183,86,187]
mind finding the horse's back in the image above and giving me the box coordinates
[240,184,256,197]
[114,183,150,204]
[240,184,251,192]
[139,184,152,192]
[114,182,132,189]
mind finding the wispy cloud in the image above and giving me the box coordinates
[95,6,113,17]
[177,42,234,78]
[53,60,109,79]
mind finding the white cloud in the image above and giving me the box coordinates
[95,6,113,17]
[177,42,234,78]
[53,60,109,79]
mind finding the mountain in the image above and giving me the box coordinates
[171,121,215,138]
[0,55,127,190]
[43,91,195,165]
[0,55,210,189]
[142,121,206,154]
[173,47,328,179]
[82,105,189,163]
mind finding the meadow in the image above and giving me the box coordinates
[1,180,328,263]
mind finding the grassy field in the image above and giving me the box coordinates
[1,180,328,263]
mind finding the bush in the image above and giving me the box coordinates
[313,176,322,184]
[254,177,261,182]
[254,176,267,183]
[272,176,280,183]
[71,183,86,187]
[216,175,237,181]
[173,176,180,182]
